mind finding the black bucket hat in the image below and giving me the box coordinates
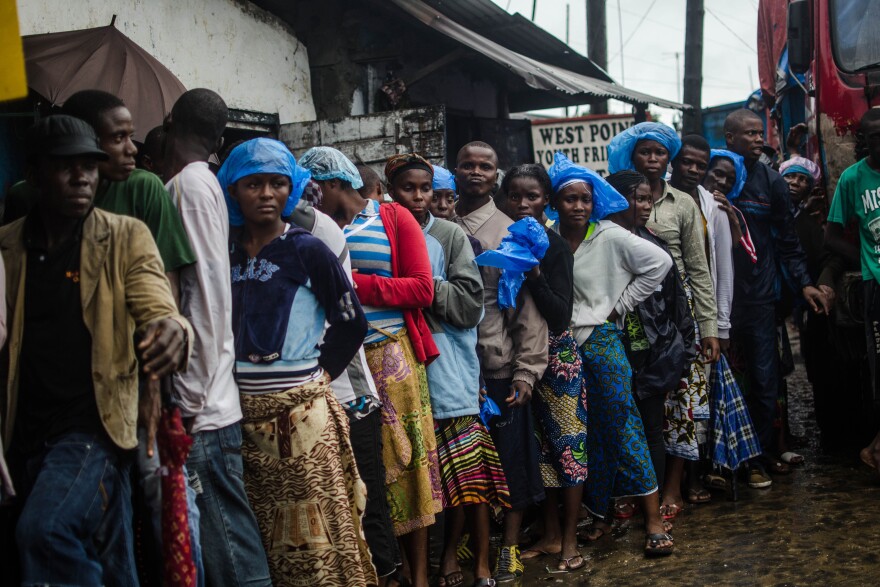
[26,115,109,161]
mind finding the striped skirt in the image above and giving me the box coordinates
[434,415,511,509]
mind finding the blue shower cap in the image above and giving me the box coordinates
[299,146,364,190]
[709,149,747,201]
[607,122,682,174]
[218,138,311,227]
[432,165,456,191]
[547,151,629,221]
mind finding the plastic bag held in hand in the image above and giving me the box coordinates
[475,216,549,309]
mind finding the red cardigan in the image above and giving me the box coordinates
[351,202,439,365]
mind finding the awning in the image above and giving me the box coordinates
[391,0,689,111]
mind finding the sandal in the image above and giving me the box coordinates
[779,451,804,465]
[644,533,674,557]
[659,503,683,521]
[520,546,557,560]
[613,501,638,519]
[577,523,611,542]
[438,571,464,587]
[472,579,496,587]
[686,488,711,504]
[547,553,586,573]
[703,473,729,491]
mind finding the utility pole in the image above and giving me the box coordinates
[587,0,608,114]
[682,0,704,135]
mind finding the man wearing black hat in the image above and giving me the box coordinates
[0,115,192,584]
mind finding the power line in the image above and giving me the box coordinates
[705,7,758,54]
[609,0,660,63]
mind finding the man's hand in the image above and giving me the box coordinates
[702,336,721,363]
[714,192,744,244]
[719,337,731,353]
[802,285,830,314]
[786,122,808,156]
[507,380,532,408]
[479,387,487,403]
[138,378,161,458]
[139,317,187,380]
[818,285,836,309]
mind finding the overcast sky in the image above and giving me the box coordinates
[491,0,759,123]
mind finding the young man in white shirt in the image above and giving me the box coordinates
[164,89,271,586]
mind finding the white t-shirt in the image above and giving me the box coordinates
[291,201,379,406]
[166,162,242,433]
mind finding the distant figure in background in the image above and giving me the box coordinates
[357,164,387,202]
[430,164,457,220]
[137,125,168,181]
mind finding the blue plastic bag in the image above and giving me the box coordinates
[475,216,549,309]
[547,151,629,221]
[479,396,502,429]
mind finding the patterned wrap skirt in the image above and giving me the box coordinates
[240,373,377,587]
[534,330,589,488]
[664,274,709,461]
[434,415,511,509]
[582,323,657,518]
[365,329,443,536]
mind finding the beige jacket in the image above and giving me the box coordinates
[0,208,192,450]
[455,200,548,388]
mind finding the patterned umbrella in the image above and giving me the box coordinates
[157,406,197,587]
[709,355,762,471]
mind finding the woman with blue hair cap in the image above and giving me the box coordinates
[218,138,377,586]
[547,152,674,557]
[610,125,721,521]
[430,164,457,220]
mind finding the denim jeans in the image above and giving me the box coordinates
[186,422,271,586]
[731,303,778,457]
[137,426,205,587]
[16,432,138,587]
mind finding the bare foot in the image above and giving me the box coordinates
[521,539,562,559]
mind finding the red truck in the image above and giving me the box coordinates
[761,0,880,191]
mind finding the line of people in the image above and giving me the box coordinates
[0,89,845,587]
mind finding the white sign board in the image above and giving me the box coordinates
[532,115,636,177]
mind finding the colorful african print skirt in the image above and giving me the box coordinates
[534,330,588,488]
[434,415,511,509]
[664,274,709,461]
[240,373,377,587]
[365,329,443,536]
[581,323,657,518]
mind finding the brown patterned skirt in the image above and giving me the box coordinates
[240,373,377,587]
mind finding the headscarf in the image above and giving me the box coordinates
[547,151,629,221]
[779,156,821,186]
[385,153,433,185]
[432,164,456,191]
[217,138,311,227]
[299,146,364,190]
[301,179,324,208]
[607,122,682,174]
[709,149,747,201]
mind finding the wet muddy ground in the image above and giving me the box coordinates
[435,328,880,586]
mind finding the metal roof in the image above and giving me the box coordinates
[391,0,688,110]
[421,0,613,82]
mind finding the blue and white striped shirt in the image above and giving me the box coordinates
[344,200,405,343]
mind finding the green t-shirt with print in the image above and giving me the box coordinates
[828,158,880,282]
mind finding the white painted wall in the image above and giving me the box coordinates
[16,0,316,123]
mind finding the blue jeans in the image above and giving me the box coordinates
[16,432,138,587]
[186,423,271,586]
[732,303,778,457]
[137,426,205,587]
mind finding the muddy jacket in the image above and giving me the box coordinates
[0,209,192,450]
[631,227,696,399]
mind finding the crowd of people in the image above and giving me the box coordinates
[0,84,878,587]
